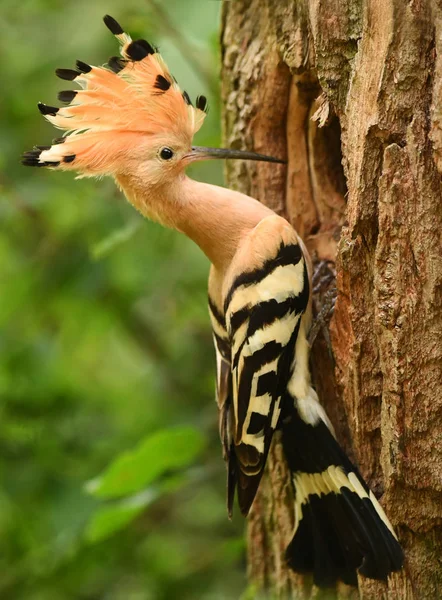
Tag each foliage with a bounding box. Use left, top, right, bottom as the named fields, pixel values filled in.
left=0, top=1, right=246, bottom=598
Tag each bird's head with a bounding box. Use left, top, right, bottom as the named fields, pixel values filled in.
left=23, top=16, right=284, bottom=195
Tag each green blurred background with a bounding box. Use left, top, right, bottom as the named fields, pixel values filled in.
left=1, top=1, right=247, bottom=598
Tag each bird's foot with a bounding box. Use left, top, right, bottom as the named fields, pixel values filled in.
left=309, top=287, right=337, bottom=348
left=309, top=260, right=337, bottom=349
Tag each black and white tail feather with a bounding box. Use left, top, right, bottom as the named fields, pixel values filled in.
left=282, top=390, right=403, bottom=586
left=208, top=215, right=403, bottom=587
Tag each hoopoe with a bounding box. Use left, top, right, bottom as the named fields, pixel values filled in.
left=23, top=15, right=403, bottom=587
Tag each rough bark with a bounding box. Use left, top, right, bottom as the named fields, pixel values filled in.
left=221, top=1, right=442, bottom=598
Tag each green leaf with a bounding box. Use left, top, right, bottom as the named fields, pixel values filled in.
left=84, top=473, right=189, bottom=544
left=90, top=220, right=141, bottom=260
left=85, top=426, right=206, bottom=499
left=84, top=490, right=157, bottom=544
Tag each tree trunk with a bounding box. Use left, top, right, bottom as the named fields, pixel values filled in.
left=220, top=1, right=442, bottom=598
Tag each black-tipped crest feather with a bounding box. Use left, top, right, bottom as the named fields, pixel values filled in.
left=22, top=149, right=59, bottom=168
left=126, top=39, right=155, bottom=61
left=108, top=56, right=126, bottom=74
left=58, top=90, right=77, bottom=103
left=196, top=95, right=208, bottom=113
left=76, top=60, right=92, bottom=73
left=182, top=91, right=192, bottom=106
left=103, top=15, right=124, bottom=35
left=154, top=74, right=171, bottom=92
left=22, top=150, right=43, bottom=167
left=38, top=103, right=59, bottom=116
left=56, top=68, right=80, bottom=81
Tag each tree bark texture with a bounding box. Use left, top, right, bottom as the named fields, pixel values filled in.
left=221, top=1, right=442, bottom=598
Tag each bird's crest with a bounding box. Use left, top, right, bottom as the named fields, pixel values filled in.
left=22, top=15, right=208, bottom=176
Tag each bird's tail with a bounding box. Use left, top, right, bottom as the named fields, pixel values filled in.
left=281, top=389, right=403, bottom=587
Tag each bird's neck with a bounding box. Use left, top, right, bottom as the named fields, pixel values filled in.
left=117, top=174, right=273, bottom=272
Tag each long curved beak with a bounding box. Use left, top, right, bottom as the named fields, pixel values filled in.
left=188, top=146, right=286, bottom=164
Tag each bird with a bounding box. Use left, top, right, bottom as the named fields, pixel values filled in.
left=23, top=15, right=404, bottom=587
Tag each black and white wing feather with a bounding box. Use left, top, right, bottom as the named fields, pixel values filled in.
left=222, top=216, right=310, bottom=515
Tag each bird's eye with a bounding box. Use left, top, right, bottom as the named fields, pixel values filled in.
left=159, top=147, right=174, bottom=160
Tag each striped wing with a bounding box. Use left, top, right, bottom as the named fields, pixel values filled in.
left=224, top=241, right=309, bottom=515
left=208, top=297, right=237, bottom=514
left=208, top=297, right=231, bottom=454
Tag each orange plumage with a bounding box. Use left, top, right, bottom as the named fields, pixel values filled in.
left=23, top=15, right=207, bottom=177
